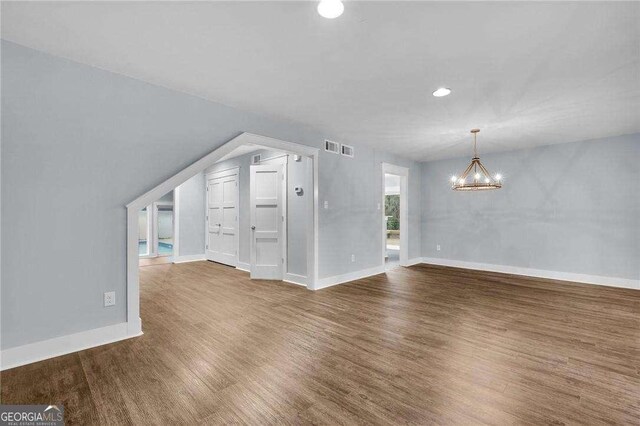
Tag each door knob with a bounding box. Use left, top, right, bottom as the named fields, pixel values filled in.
left=251, top=226, right=256, bottom=230
left=217, top=223, right=221, bottom=226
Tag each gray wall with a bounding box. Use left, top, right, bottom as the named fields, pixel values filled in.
left=1, top=41, right=423, bottom=349
left=156, top=190, right=174, bottom=239
left=421, top=134, right=640, bottom=281
left=205, top=149, right=311, bottom=277
left=317, top=147, right=423, bottom=277
left=286, top=154, right=312, bottom=277
left=157, top=191, right=173, bottom=203
left=176, top=173, right=205, bottom=257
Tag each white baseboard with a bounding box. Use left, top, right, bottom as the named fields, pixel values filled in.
left=315, top=265, right=386, bottom=290
left=420, top=257, right=640, bottom=290
left=236, top=261, right=250, bottom=272
left=127, top=316, right=142, bottom=336
left=284, top=273, right=308, bottom=287
left=172, top=254, right=206, bottom=263
left=1, top=321, right=143, bottom=371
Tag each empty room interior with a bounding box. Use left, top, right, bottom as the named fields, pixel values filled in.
left=1, top=1, right=639, bottom=424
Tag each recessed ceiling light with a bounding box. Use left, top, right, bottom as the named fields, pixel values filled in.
left=432, top=88, right=452, bottom=97
left=317, top=0, right=344, bottom=19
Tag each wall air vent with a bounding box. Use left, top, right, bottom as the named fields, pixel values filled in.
left=251, top=154, right=261, bottom=164
left=341, top=144, right=354, bottom=158
left=324, top=140, right=339, bottom=154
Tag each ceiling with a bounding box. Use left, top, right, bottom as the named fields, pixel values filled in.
left=2, top=1, right=639, bottom=161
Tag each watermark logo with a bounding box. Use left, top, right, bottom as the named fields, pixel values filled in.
left=0, top=405, right=64, bottom=426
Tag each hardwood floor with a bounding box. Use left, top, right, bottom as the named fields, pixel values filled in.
left=2, top=261, right=639, bottom=424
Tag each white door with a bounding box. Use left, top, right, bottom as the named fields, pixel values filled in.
left=250, top=164, right=283, bottom=280
left=206, top=171, right=238, bottom=266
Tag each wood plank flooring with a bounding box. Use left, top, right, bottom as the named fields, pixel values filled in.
left=2, top=261, right=639, bottom=424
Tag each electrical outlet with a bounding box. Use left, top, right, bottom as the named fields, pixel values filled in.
left=324, top=200, right=329, bottom=209
left=437, top=244, right=441, bottom=251
left=104, top=291, right=116, bottom=307
left=351, top=254, right=356, bottom=262
left=377, top=203, right=381, bottom=210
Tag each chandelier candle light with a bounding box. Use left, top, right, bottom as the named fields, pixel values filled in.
left=450, top=129, right=502, bottom=191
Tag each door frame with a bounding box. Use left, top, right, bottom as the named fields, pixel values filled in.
left=381, top=163, right=409, bottom=267
left=126, top=133, right=319, bottom=337
left=138, top=200, right=175, bottom=259
left=204, top=167, right=240, bottom=266
left=173, top=187, right=181, bottom=259
left=138, top=205, right=154, bottom=258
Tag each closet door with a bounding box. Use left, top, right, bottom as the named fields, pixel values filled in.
left=206, top=170, right=238, bottom=266
left=250, top=164, right=283, bottom=280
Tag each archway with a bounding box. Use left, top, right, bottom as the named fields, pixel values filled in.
left=125, top=133, right=320, bottom=335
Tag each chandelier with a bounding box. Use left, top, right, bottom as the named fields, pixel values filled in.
left=450, top=129, right=502, bottom=191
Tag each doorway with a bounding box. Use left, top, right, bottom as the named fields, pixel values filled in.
left=202, top=145, right=311, bottom=284
left=127, top=132, right=320, bottom=336
left=384, top=174, right=401, bottom=269
left=139, top=191, right=174, bottom=259
left=381, top=163, right=408, bottom=270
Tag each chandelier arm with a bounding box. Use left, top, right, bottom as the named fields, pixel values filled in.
left=476, top=161, right=496, bottom=182
left=459, top=161, right=475, bottom=180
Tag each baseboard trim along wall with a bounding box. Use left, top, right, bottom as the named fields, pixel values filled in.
left=315, top=265, right=386, bottom=290
left=236, top=262, right=250, bottom=272
left=284, top=273, right=308, bottom=286
left=420, top=257, right=640, bottom=290
left=172, top=254, right=206, bottom=263
left=0, top=322, right=143, bottom=371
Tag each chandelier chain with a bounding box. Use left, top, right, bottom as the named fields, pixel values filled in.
left=474, top=131, right=478, bottom=158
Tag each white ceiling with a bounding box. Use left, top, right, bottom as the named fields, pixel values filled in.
left=2, top=1, right=639, bottom=161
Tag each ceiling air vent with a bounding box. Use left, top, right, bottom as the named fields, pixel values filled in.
left=251, top=154, right=261, bottom=164
left=324, top=140, right=339, bottom=154
left=341, top=144, right=354, bottom=158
